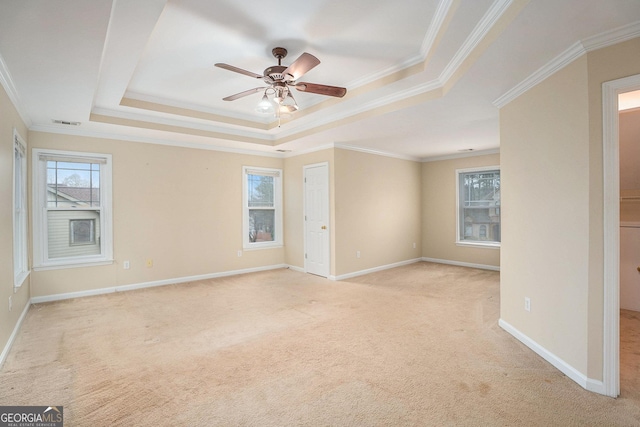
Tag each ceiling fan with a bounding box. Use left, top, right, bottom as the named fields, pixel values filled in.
left=215, top=47, right=347, bottom=115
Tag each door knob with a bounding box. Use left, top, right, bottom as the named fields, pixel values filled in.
left=321, top=225, right=327, bottom=230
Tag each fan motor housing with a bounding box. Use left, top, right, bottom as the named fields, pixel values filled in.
left=263, top=65, right=289, bottom=83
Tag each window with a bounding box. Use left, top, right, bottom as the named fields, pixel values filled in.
left=33, top=149, right=113, bottom=269
left=242, top=166, right=283, bottom=249
left=13, top=131, right=28, bottom=286
left=456, top=167, right=500, bottom=247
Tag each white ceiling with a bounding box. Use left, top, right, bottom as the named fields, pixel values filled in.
left=1, top=0, right=639, bottom=160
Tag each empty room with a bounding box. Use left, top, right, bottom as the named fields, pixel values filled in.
left=2, top=1, right=640, bottom=425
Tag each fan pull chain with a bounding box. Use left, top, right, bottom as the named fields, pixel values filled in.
left=277, top=103, right=281, bottom=127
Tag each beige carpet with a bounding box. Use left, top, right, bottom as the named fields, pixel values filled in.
left=1, top=262, right=640, bottom=426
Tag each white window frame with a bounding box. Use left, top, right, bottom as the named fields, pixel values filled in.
left=32, top=148, right=113, bottom=270
left=242, top=166, right=283, bottom=250
left=456, top=166, right=501, bottom=249
left=13, top=130, right=29, bottom=287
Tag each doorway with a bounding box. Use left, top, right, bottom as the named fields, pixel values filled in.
left=603, top=73, right=640, bottom=398
left=304, top=162, right=330, bottom=277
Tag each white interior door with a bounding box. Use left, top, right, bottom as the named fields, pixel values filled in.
left=304, top=163, right=330, bottom=277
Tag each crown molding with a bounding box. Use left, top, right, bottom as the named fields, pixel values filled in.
left=493, top=20, right=640, bottom=109
left=283, top=143, right=336, bottom=158
left=492, top=41, right=586, bottom=109
left=123, top=90, right=273, bottom=125
left=0, top=52, right=32, bottom=127
left=344, top=0, right=455, bottom=90
left=284, top=142, right=431, bottom=162
left=277, top=78, right=444, bottom=142
left=421, top=0, right=457, bottom=58
left=581, top=20, right=640, bottom=52
left=29, top=123, right=284, bottom=158
left=439, top=0, right=515, bottom=84
left=335, top=143, right=422, bottom=162
left=421, top=148, right=500, bottom=162
left=91, top=106, right=276, bottom=141
left=283, top=142, right=423, bottom=162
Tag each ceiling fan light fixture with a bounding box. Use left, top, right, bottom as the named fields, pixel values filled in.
left=255, top=93, right=274, bottom=114
left=279, top=91, right=298, bottom=113
left=273, top=85, right=287, bottom=104
left=278, top=104, right=298, bottom=114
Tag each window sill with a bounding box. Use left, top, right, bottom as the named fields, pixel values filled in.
left=243, top=244, right=283, bottom=251
left=33, top=259, right=114, bottom=272
left=456, top=241, right=501, bottom=249
left=14, top=270, right=30, bottom=288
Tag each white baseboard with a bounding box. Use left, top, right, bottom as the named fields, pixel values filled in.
left=332, top=258, right=422, bottom=281
left=5, top=264, right=293, bottom=366
left=287, top=265, right=305, bottom=274
left=0, top=299, right=31, bottom=369
left=586, top=377, right=606, bottom=395
left=498, top=318, right=606, bottom=396
left=31, top=264, right=289, bottom=304
left=422, top=257, right=500, bottom=271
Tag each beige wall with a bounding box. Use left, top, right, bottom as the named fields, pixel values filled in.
left=585, top=37, right=640, bottom=379
left=619, top=109, right=640, bottom=191
left=0, top=83, right=31, bottom=357
left=619, top=109, right=640, bottom=222
left=25, top=132, right=475, bottom=297
left=334, top=148, right=422, bottom=276
left=500, top=36, right=640, bottom=383
left=422, top=154, right=500, bottom=268
left=29, top=132, right=285, bottom=297
left=285, top=147, right=496, bottom=278
left=501, top=56, right=591, bottom=374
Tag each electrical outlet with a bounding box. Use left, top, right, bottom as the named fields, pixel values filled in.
left=146, top=259, right=153, bottom=268
left=356, top=251, right=361, bottom=258
left=8, top=296, right=12, bottom=312
left=524, top=297, right=531, bottom=312
left=237, top=250, right=242, bottom=257
left=123, top=260, right=130, bottom=270
left=413, top=242, right=416, bottom=249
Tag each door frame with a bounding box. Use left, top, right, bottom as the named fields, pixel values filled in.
left=303, top=162, right=331, bottom=277
left=602, top=73, right=640, bottom=398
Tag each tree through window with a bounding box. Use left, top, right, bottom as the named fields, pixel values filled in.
left=243, top=167, right=282, bottom=249
left=457, top=167, right=500, bottom=246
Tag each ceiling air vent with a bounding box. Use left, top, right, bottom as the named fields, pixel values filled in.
left=52, top=119, right=81, bottom=126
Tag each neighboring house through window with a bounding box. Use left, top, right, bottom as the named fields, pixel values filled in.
left=13, top=130, right=28, bottom=286
left=456, top=166, right=500, bottom=247
left=242, top=166, right=283, bottom=249
left=32, top=149, right=113, bottom=269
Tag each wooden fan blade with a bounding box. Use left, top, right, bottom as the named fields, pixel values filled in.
left=215, top=63, right=263, bottom=79
left=223, top=87, right=265, bottom=101
left=283, top=53, right=320, bottom=80
left=294, top=82, right=347, bottom=98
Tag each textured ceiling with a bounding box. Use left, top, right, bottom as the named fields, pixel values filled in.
left=0, top=0, right=639, bottom=159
